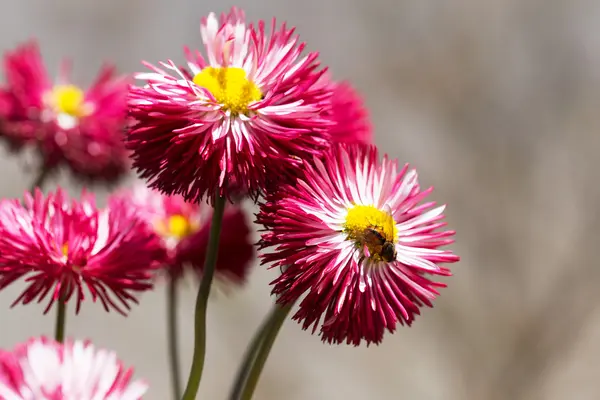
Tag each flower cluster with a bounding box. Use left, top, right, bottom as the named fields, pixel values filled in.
left=0, top=5, right=460, bottom=399
left=123, top=7, right=458, bottom=346
left=0, top=41, right=130, bottom=185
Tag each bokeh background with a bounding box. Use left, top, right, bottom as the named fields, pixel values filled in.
left=1, top=0, right=600, bottom=399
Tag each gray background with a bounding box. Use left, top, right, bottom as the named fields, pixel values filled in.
left=1, top=0, right=600, bottom=399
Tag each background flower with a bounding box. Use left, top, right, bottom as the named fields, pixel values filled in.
left=0, top=40, right=131, bottom=185
left=127, top=7, right=333, bottom=204
left=264, top=78, right=373, bottom=193
left=326, top=80, right=373, bottom=145
left=0, top=337, right=147, bottom=399
left=116, top=183, right=255, bottom=285
left=0, top=188, right=164, bottom=314
left=258, top=144, right=459, bottom=345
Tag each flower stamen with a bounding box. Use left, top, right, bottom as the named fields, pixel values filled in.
left=47, top=84, right=91, bottom=118
left=167, top=215, right=193, bottom=239
left=61, top=243, right=69, bottom=257
left=155, top=214, right=198, bottom=240
left=193, top=67, right=262, bottom=115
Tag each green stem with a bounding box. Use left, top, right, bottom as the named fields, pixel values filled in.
left=54, top=299, right=67, bottom=343
left=238, top=303, right=292, bottom=400
left=167, top=278, right=182, bottom=400
left=30, top=167, right=50, bottom=193
left=181, top=195, right=226, bottom=400
left=228, top=308, right=273, bottom=399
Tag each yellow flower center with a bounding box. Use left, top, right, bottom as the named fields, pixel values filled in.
left=48, top=84, right=90, bottom=117
left=167, top=215, right=194, bottom=239
left=155, top=214, right=197, bottom=240
left=193, top=67, right=262, bottom=115
left=344, top=205, right=398, bottom=262
left=61, top=243, right=69, bottom=257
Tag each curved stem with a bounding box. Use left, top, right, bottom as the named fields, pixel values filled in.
left=238, top=303, right=292, bottom=400
left=30, top=167, right=50, bottom=193
left=228, top=309, right=273, bottom=399
left=181, top=195, right=226, bottom=400
left=54, top=299, right=67, bottom=343
left=167, top=278, right=182, bottom=400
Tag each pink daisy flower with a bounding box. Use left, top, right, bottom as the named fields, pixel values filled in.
left=0, top=337, right=147, bottom=399
left=0, top=40, right=131, bottom=184
left=115, top=183, right=254, bottom=285
left=258, top=144, right=459, bottom=345
left=326, top=80, right=372, bottom=145
left=127, top=7, right=333, bottom=204
left=0, top=188, right=165, bottom=315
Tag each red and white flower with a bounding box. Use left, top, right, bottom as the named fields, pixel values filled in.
left=0, top=188, right=165, bottom=314
left=258, top=144, right=459, bottom=345
left=127, top=7, right=333, bottom=204
left=0, top=337, right=147, bottom=399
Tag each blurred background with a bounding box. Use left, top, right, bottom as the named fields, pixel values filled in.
left=1, top=0, right=600, bottom=399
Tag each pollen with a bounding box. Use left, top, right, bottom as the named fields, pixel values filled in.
left=48, top=84, right=90, bottom=117
left=344, top=205, right=397, bottom=242
left=193, top=67, right=262, bottom=115
left=61, top=243, right=69, bottom=257
left=166, top=215, right=194, bottom=240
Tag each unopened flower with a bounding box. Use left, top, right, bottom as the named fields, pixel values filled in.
left=127, top=7, right=332, bottom=204
left=0, top=40, right=131, bottom=184
left=326, top=80, right=372, bottom=145
left=0, top=337, right=147, bottom=399
left=258, top=144, right=459, bottom=345
left=0, top=188, right=164, bottom=314
left=115, top=183, right=254, bottom=285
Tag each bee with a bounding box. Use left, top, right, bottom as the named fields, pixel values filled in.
left=354, top=206, right=397, bottom=263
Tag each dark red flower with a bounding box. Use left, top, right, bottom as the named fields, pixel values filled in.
left=115, top=183, right=255, bottom=286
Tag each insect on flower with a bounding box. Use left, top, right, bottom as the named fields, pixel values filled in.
left=258, top=143, right=460, bottom=345
left=349, top=205, right=398, bottom=263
